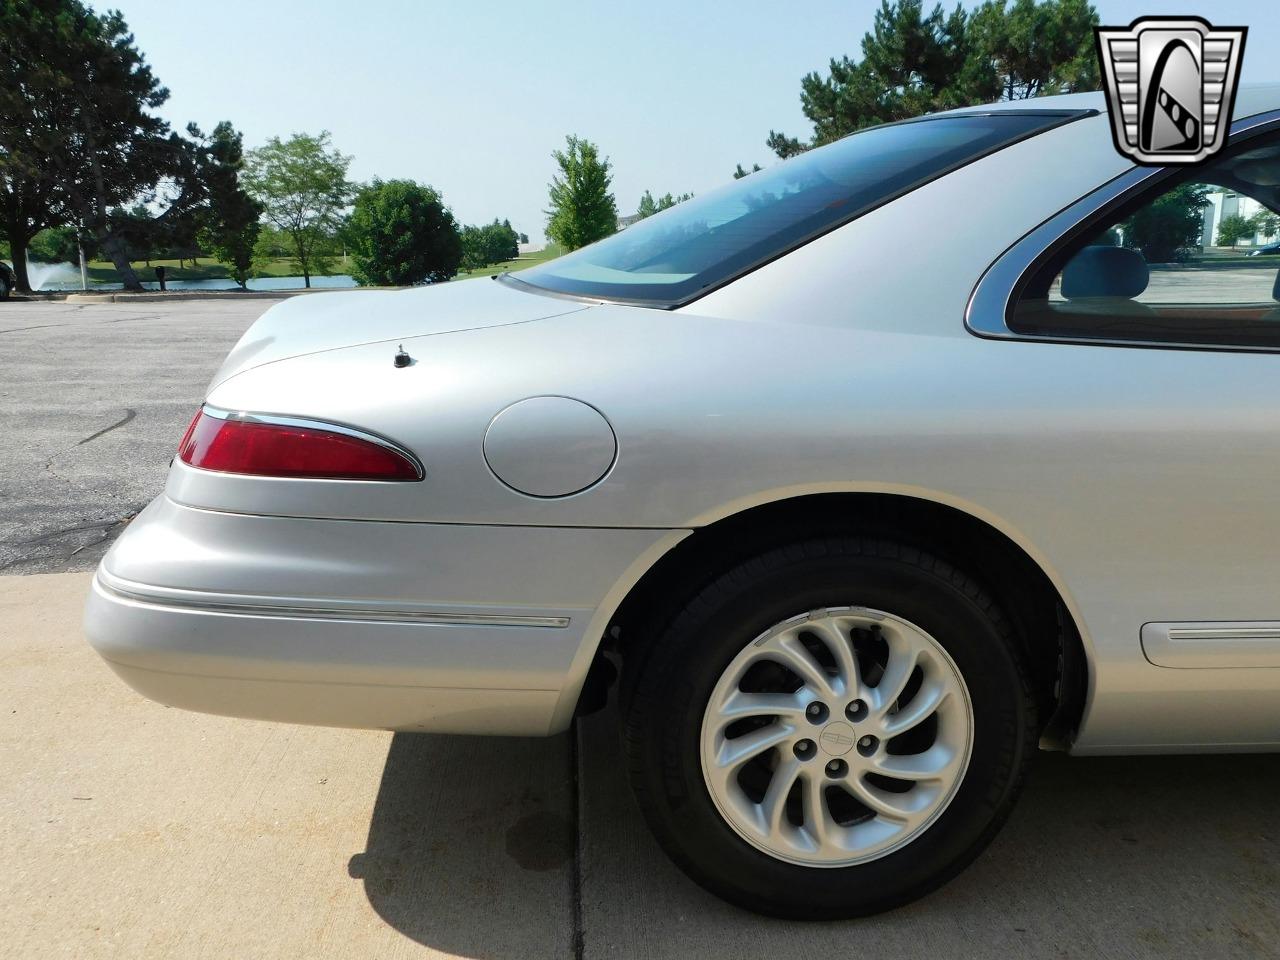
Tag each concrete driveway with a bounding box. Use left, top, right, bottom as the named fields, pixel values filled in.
left=2, top=298, right=1278, bottom=958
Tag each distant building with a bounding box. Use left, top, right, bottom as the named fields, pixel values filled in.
left=616, top=213, right=642, bottom=231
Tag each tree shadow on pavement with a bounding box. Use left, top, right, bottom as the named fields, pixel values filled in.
left=349, top=732, right=576, bottom=960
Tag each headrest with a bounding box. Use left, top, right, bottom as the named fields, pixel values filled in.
left=1061, top=246, right=1149, bottom=300
left=1273, top=267, right=1280, bottom=303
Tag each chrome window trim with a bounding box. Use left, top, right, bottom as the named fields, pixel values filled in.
left=200, top=403, right=425, bottom=480
left=96, top=570, right=571, bottom=629
left=966, top=108, right=1280, bottom=353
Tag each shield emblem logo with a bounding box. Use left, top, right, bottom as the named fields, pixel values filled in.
left=1095, top=17, right=1247, bottom=165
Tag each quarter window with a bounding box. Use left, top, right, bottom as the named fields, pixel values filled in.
left=1011, top=136, right=1280, bottom=348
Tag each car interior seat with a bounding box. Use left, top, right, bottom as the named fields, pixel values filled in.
left=1267, top=268, right=1280, bottom=321
left=1058, top=245, right=1155, bottom=316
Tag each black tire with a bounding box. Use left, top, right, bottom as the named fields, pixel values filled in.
left=0, top=278, right=9, bottom=301
left=623, top=537, right=1036, bottom=918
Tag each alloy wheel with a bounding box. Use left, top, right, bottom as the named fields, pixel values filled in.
left=699, top=607, right=974, bottom=867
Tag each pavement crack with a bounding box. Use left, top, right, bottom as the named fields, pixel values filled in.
left=43, top=455, right=70, bottom=485
left=0, top=510, right=137, bottom=571
left=0, top=323, right=64, bottom=335
left=8, top=514, right=132, bottom=548
left=77, top=407, right=136, bottom=445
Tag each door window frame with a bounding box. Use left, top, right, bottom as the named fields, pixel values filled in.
left=966, top=108, right=1280, bottom=354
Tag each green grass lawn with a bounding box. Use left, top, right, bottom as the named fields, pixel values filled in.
left=450, top=244, right=564, bottom=282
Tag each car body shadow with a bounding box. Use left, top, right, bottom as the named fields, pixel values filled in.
left=576, top=707, right=1280, bottom=959
left=349, top=732, right=575, bottom=960
left=355, top=716, right=1280, bottom=959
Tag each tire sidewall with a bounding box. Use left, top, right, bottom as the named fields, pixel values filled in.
left=630, top=543, right=1032, bottom=917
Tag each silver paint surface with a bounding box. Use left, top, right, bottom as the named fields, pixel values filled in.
left=86, top=85, right=1280, bottom=750
left=483, top=396, right=617, bottom=497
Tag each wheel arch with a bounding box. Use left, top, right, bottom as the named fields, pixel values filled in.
left=583, top=491, right=1091, bottom=750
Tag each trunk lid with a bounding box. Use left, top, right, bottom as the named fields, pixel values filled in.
left=209, top=277, right=590, bottom=390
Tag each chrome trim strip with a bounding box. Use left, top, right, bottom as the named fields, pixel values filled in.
left=1141, top=620, right=1280, bottom=669
left=1167, top=627, right=1280, bottom=641
left=95, top=571, right=571, bottom=629
left=200, top=404, right=425, bottom=479
left=966, top=108, right=1280, bottom=352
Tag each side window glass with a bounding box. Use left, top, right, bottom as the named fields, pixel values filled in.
left=1011, top=137, right=1280, bottom=348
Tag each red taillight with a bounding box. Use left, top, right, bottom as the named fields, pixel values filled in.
left=177, top=409, right=421, bottom=481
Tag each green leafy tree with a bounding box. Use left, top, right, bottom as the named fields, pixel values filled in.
left=1215, top=214, right=1254, bottom=248
left=244, top=131, right=353, bottom=287
left=197, top=122, right=262, bottom=288
left=347, top=179, right=462, bottom=286
left=733, top=163, right=763, bottom=179
left=28, top=225, right=95, bottom=263
left=0, top=0, right=71, bottom=290
left=459, top=224, right=486, bottom=272
left=636, top=190, right=692, bottom=220
left=311, top=219, right=346, bottom=272
left=1121, top=184, right=1208, bottom=263
left=253, top=223, right=292, bottom=259
left=488, top=219, right=519, bottom=262
left=768, top=0, right=1097, bottom=157
left=459, top=219, right=520, bottom=272
left=1250, top=212, right=1278, bottom=240
left=545, top=135, right=617, bottom=251
left=0, top=0, right=206, bottom=290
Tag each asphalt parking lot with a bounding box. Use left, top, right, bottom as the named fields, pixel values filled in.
left=3, top=297, right=1279, bottom=958
left=0, top=297, right=278, bottom=574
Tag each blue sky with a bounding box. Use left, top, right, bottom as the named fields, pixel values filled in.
left=109, top=0, right=1278, bottom=243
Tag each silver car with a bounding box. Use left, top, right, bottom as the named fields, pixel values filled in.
left=85, top=85, right=1280, bottom=918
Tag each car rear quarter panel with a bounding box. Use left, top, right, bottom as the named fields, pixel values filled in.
left=171, top=109, right=1280, bottom=751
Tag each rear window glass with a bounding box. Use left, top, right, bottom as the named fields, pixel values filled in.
left=512, top=111, right=1081, bottom=307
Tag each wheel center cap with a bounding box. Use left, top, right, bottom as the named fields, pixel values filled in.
left=818, top=720, right=856, bottom=756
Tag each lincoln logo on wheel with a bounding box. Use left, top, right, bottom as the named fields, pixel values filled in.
left=820, top=729, right=853, bottom=749
left=1095, top=16, right=1247, bottom=165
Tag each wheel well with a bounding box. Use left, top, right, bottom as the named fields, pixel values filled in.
left=597, top=493, right=1087, bottom=749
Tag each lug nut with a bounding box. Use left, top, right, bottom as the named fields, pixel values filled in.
left=857, top=735, right=879, bottom=757
left=825, top=759, right=847, bottom=778
left=805, top=702, right=829, bottom=724
left=794, top=739, right=816, bottom=760
left=845, top=699, right=866, bottom=721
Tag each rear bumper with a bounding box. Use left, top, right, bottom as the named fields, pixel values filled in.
left=84, top=497, right=684, bottom=734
